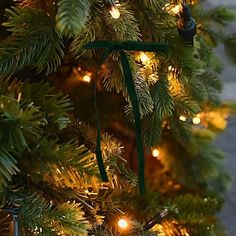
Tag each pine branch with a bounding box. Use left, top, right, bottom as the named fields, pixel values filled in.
left=143, top=115, right=163, bottom=147
left=56, top=0, right=92, bottom=37
left=27, top=139, right=99, bottom=179
left=103, top=2, right=140, bottom=41
left=102, top=52, right=124, bottom=93
left=224, top=34, right=236, bottom=64
left=14, top=189, right=90, bottom=235
left=170, top=194, right=219, bottom=222
left=70, top=22, right=96, bottom=58
left=199, top=26, right=223, bottom=47
left=125, top=72, right=154, bottom=119
left=173, top=95, right=201, bottom=117
left=0, top=7, right=63, bottom=77
left=168, top=117, right=193, bottom=145
left=0, top=149, right=19, bottom=190
left=22, top=82, right=71, bottom=130
left=151, top=74, right=175, bottom=120
left=197, top=71, right=223, bottom=93
left=184, top=77, right=209, bottom=103
left=103, top=53, right=154, bottom=118
left=194, top=6, right=236, bottom=26
left=0, top=93, right=43, bottom=152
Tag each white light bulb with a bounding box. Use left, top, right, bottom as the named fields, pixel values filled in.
left=179, top=115, right=187, bottom=122
left=110, top=6, right=120, bottom=19
left=140, top=52, right=149, bottom=63
left=192, top=116, right=201, bottom=125
left=118, top=219, right=128, bottom=229
left=164, top=3, right=181, bottom=15
left=152, top=148, right=160, bottom=158
left=83, top=75, right=91, bottom=83
left=170, top=4, right=181, bottom=15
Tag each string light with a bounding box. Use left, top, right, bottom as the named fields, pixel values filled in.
left=118, top=218, right=128, bottom=229
left=140, top=52, right=149, bottom=64
left=152, top=148, right=160, bottom=158
left=179, top=115, right=187, bottom=122
left=83, top=75, right=91, bottom=83
left=164, top=3, right=181, bottom=15
left=110, top=6, right=120, bottom=19
left=84, top=189, right=90, bottom=194
left=192, top=116, right=201, bottom=125
left=168, top=65, right=173, bottom=71
left=143, top=209, right=168, bottom=231
left=83, top=73, right=92, bottom=83
left=108, top=0, right=120, bottom=19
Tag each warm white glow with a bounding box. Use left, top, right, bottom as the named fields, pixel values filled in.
left=164, top=3, right=181, bottom=15
left=118, top=219, right=128, bottom=229
left=17, top=92, right=22, bottom=102
left=83, top=75, right=91, bottom=83
left=192, top=116, right=201, bottom=125
left=110, top=6, right=120, bottom=19
left=152, top=148, right=160, bottom=158
left=170, top=4, right=181, bottom=14
left=140, top=52, right=149, bottom=63
left=179, top=115, right=187, bottom=122
left=168, top=65, right=172, bottom=71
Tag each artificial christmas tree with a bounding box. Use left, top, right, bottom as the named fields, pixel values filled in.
left=0, top=0, right=236, bottom=235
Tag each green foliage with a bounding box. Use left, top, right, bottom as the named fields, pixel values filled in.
left=173, top=95, right=201, bottom=117
left=170, top=194, right=219, bottom=223
left=70, top=22, right=96, bottom=58
left=56, top=0, right=91, bottom=37
left=143, top=115, right=162, bottom=147
left=0, top=93, right=43, bottom=152
left=125, top=72, right=154, bottom=119
left=0, top=0, right=235, bottom=235
left=198, top=71, right=223, bottom=94
left=103, top=2, right=140, bottom=41
left=22, top=82, right=71, bottom=130
left=224, top=34, right=236, bottom=64
left=168, top=117, right=193, bottom=145
left=16, top=188, right=90, bottom=235
left=0, top=7, right=63, bottom=77
left=151, top=74, right=175, bottom=120
left=0, top=150, right=19, bottom=189
left=203, top=7, right=236, bottom=25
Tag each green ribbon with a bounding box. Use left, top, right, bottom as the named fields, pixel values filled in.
left=84, top=41, right=168, bottom=194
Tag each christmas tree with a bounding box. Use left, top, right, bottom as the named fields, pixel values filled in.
left=0, top=0, right=236, bottom=235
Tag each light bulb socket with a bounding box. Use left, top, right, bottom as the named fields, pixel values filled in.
left=143, top=209, right=168, bottom=231
left=105, top=0, right=119, bottom=8
left=177, top=4, right=196, bottom=46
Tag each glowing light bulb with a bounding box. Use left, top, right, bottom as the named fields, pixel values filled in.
left=168, top=65, right=172, bottom=71
left=179, top=115, right=187, bottom=122
left=83, top=75, right=91, bottom=83
left=118, top=219, right=128, bottom=229
left=170, top=4, right=181, bottom=15
left=164, top=3, right=181, bottom=15
left=152, top=148, right=160, bottom=158
left=192, top=116, right=201, bottom=125
left=110, top=6, right=120, bottom=19
left=140, top=52, right=149, bottom=63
